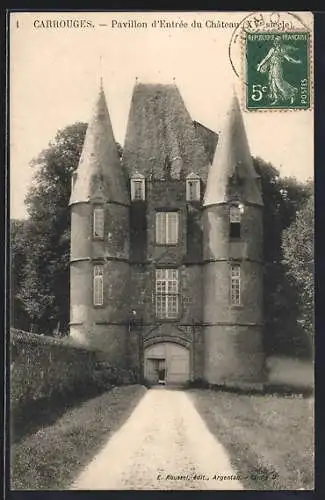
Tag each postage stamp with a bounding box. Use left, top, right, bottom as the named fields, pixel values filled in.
left=245, top=32, right=310, bottom=110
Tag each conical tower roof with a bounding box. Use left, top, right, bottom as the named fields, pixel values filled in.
left=203, top=92, right=262, bottom=206
left=69, top=83, right=129, bottom=206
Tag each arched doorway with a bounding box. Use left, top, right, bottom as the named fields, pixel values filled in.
left=144, top=342, right=190, bottom=386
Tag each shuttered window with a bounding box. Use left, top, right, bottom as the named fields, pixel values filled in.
left=156, top=212, right=179, bottom=244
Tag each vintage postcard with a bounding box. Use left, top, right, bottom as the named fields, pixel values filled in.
left=9, top=11, right=314, bottom=491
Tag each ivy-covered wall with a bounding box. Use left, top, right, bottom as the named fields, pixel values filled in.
left=10, top=329, right=136, bottom=416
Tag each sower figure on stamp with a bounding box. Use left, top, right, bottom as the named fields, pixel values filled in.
left=256, top=35, right=302, bottom=105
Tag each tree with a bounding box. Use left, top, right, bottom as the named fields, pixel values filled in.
left=17, top=123, right=88, bottom=334
left=17, top=123, right=123, bottom=335
left=253, top=157, right=313, bottom=358
left=282, top=192, right=314, bottom=348
left=10, top=219, right=30, bottom=330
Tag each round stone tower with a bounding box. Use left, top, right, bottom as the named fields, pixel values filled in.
left=202, top=92, right=264, bottom=386
left=69, top=82, right=130, bottom=365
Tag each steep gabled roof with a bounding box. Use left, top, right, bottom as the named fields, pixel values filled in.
left=193, top=121, right=219, bottom=165
left=203, top=92, right=263, bottom=206
left=123, top=83, right=211, bottom=181
left=69, top=84, right=129, bottom=206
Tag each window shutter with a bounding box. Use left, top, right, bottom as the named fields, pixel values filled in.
left=155, top=212, right=179, bottom=244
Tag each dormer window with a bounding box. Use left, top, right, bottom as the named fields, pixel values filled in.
left=229, top=204, right=242, bottom=239
left=186, top=173, right=201, bottom=202
left=131, top=172, right=145, bottom=201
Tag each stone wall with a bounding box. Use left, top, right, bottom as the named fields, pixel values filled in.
left=70, top=200, right=130, bottom=356
left=202, top=203, right=264, bottom=384
left=69, top=176, right=265, bottom=385
left=204, top=325, right=264, bottom=384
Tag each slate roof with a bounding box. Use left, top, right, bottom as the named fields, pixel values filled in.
left=69, top=84, right=129, bottom=206
left=122, top=83, right=212, bottom=181
left=193, top=121, right=218, bottom=165
left=70, top=83, right=261, bottom=208
left=203, top=92, right=263, bottom=207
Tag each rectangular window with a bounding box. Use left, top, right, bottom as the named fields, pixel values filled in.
left=93, top=207, right=104, bottom=239
left=186, top=179, right=200, bottom=201
left=230, top=264, right=241, bottom=305
left=230, top=205, right=241, bottom=238
left=133, top=181, right=144, bottom=200
left=131, top=179, right=145, bottom=201
left=155, top=269, right=179, bottom=319
left=155, top=212, right=179, bottom=245
left=93, top=265, right=104, bottom=306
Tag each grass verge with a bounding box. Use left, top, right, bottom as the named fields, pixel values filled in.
left=11, top=385, right=146, bottom=490
left=11, top=387, right=107, bottom=444
left=189, top=389, right=314, bottom=490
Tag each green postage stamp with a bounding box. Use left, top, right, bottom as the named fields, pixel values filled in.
left=245, top=32, right=310, bottom=110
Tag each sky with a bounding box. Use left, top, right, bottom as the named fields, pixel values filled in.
left=10, top=11, right=314, bottom=219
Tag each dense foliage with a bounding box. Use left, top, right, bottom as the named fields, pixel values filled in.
left=10, top=220, right=30, bottom=330
left=282, top=193, right=314, bottom=349
left=10, top=328, right=137, bottom=444
left=11, top=124, right=314, bottom=357
left=15, top=123, right=88, bottom=334
left=253, top=158, right=313, bottom=358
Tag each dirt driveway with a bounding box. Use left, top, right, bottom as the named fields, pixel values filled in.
left=71, top=387, right=243, bottom=490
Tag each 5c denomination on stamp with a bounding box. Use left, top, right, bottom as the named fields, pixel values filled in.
left=245, top=32, right=310, bottom=110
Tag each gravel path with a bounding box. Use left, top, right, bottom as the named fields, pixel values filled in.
left=70, top=388, right=243, bottom=490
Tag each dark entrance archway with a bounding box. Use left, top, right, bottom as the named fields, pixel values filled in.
left=144, top=342, right=190, bottom=385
